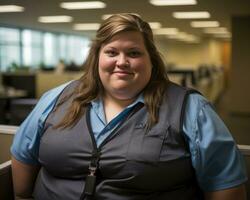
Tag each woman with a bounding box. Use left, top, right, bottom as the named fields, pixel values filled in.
left=11, top=13, right=247, bottom=200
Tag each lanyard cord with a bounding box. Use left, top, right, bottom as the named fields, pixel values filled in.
left=80, top=102, right=144, bottom=200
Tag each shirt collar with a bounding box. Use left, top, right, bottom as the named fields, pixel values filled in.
left=127, top=93, right=144, bottom=108
left=91, top=93, right=144, bottom=110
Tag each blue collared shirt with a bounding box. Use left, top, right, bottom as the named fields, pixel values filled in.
left=90, top=95, right=144, bottom=147
left=11, top=82, right=247, bottom=192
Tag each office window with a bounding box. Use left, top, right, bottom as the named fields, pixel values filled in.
left=58, top=34, right=68, bottom=62
left=0, top=27, right=20, bottom=71
left=67, top=36, right=90, bottom=65
left=0, top=45, right=21, bottom=71
left=0, top=26, right=90, bottom=71
left=43, top=32, right=58, bottom=67
left=79, top=37, right=90, bottom=64
left=22, top=29, right=43, bottom=68
left=0, top=27, right=19, bottom=43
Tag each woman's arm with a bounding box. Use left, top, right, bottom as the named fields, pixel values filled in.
left=204, top=185, right=247, bottom=200
left=11, top=157, right=40, bottom=199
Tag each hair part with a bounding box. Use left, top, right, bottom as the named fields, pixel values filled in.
left=55, top=13, right=168, bottom=129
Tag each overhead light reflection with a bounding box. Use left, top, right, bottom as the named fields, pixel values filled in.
left=73, top=23, right=100, bottom=30
left=0, top=5, right=24, bottom=12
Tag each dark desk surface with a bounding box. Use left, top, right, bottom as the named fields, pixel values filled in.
left=0, top=88, right=27, bottom=99
left=0, top=87, right=28, bottom=124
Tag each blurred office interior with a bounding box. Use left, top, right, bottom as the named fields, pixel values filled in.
left=0, top=0, right=250, bottom=199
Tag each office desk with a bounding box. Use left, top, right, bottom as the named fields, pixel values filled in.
left=0, top=88, right=27, bottom=124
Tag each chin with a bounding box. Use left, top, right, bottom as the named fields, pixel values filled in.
left=111, top=88, right=140, bottom=100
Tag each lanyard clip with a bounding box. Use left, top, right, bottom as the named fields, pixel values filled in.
left=82, top=150, right=101, bottom=197
left=88, top=165, right=97, bottom=176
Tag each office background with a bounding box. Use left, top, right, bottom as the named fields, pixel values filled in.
left=0, top=0, right=250, bottom=199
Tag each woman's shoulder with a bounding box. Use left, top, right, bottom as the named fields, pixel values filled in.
left=164, top=81, right=208, bottom=110
left=165, top=81, right=201, bottom=98
left=186, top=92, right=209, bottom=106
left=184, top=92, right=211, bottom=120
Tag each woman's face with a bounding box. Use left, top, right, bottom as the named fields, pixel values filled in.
left=98, top=31, right=152, bottom=101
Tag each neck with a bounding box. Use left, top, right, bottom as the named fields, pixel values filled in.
left=102, top=93, right=137, bottom=123
left=103, top=92, right=136, bottom=109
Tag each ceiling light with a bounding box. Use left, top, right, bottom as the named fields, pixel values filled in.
left=214, top=33, right=232, bottom=38
left=180, top=35, right=200, bottom=43
left=102, top=13, right=141, bottom=20
left=173, top=11, right=210, bottom=19
left=0, top=5, right=24, bottom=12
left=153, top=28, right=178, bottom=35
left=102, top=14, right=113, bottom=20
left=167, top=32, right=200, bottom=43
left=73, top=23, right=100, bottom=30
left=204, top=27, right=229, bottom=34
left=191, top=21, right=220, bottom=28
left=60, top=1, right=106, bottom=9
left=38, top=16, right=73, bottom=23
left=149, top=22, right=162, bottom=29
left=150, top=0, right=196, bottom=6
left=168, top=32, right=188, bottom=39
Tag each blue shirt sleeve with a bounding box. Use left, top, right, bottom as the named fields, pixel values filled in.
left=10, top=81, right=72, bottom=165
left=183, top=93, right=248, bottom=191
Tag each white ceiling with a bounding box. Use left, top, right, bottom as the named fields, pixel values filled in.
left=0, top=0, right=250, bottom=41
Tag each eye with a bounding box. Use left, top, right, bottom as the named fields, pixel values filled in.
left=128, top=50, right=142, bottom=58
left=104, top=50, right=117, bottom=57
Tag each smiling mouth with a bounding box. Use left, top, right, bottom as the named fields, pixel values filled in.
left=113, top=71, right=133, bottom=75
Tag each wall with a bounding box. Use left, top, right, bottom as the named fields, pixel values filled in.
left=0, top=134, right=14, bottom=163
left=228, top=16, right=250, bottom=113
left=221, top=41, right=231, bottom=87
left=36, top=71, right=82, bottom=98
left=155, top=37, right=223, bottom=69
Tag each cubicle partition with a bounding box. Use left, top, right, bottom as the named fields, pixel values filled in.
left=2, top=73, right=36, bottom=98
left=1, top=71, right=81, bottom=125
left=0, top=125, right=16, bottom=163
left=167, top=66, right=224, bottom=103
left=0, top=125, right=17, bottom=200
left=0, top=161, right=13, bottom=200
left=239, top=145, right=250, bottom=198
left=2, top=71, right=81, bottom=99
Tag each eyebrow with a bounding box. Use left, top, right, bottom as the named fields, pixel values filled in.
left=103, top=46, right=143, bottom=50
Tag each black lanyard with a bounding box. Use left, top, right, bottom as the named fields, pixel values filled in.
left=80, top=103, right=144, bottom=200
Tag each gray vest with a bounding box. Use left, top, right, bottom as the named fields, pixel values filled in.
left=33, top=81, right=202, bottom=200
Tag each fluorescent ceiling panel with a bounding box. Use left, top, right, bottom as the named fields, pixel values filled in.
left=149, top=22, right=162, bottom=29
left=60, top=1, right=106, bottom=9
left=102, top=14, right=113, bottom=20
left=102, top=13, right=141, bottom=20
left=191, top=21, right=220, bottom=28
left=150, top=0, right=196, bottom=6
left=38, top=16, right=73, bottom=23
left=180, top=35, right=200, bottom=43
left=73, top=23, right=100, bottom=30
left=173, top=11, right=210, bottom=19
left=153, top=28, right=178, bottom=35
left=214, top=33, right=232, bottom=38
left=168, top=32, right=188, bottom=39
left=167, top=32, right=200, bottom=43
left=0, top=5, right=24, bottom=12
left=204, top=27, right=229, bottom=34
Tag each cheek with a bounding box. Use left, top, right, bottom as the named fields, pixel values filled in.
left=99, top=55, right=115, bottom=71
left=98, top=56, right=106, bottom=71
left=136, top=61, right=152, bottom=83
left=132, top=59, right=152, bottom=74
left=98, top=56, right=114, bottom=84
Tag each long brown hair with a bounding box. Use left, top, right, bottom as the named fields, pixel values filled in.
left=56, top=13, right=168, bottom=129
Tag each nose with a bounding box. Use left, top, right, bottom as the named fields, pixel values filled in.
left=116, top=54, right=129, bottom=67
